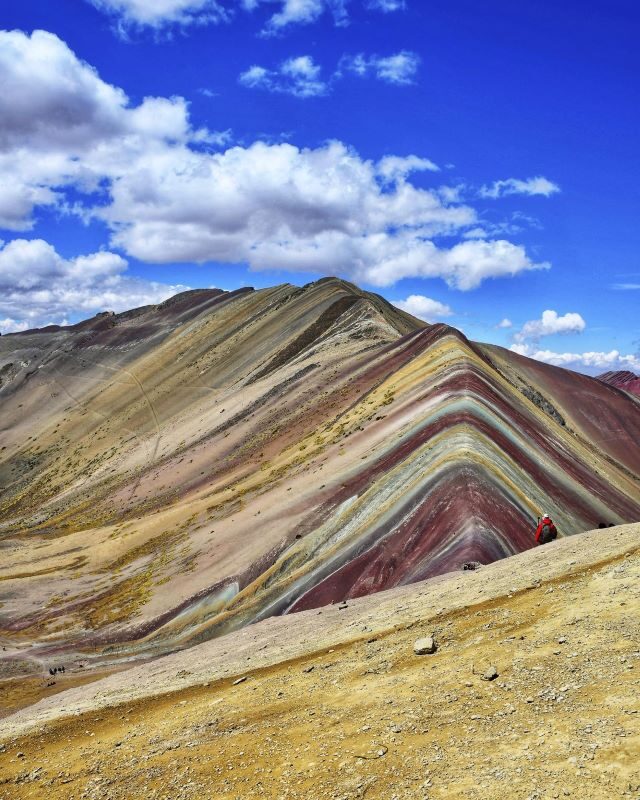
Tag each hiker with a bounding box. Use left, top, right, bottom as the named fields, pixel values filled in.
left=535, top=513, right=557, bottom=545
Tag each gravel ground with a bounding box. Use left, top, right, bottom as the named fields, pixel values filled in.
left=1, top=523, right=639, bottom=800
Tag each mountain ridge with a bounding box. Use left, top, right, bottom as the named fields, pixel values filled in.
left=597, top=369, right=640, bottom=397
left=1, top=278, right=639, bottom=673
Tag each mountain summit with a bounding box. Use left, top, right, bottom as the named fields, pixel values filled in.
left=1, top=279, right=639, bottom=669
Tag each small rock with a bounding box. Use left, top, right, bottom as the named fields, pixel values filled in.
left=232, top=676, right=247, bottom=686
left=481, top=666, right=499, bottom=681
left=413, top=636, right=437, bottom=655
left=302, top=665, right=315, bottom=674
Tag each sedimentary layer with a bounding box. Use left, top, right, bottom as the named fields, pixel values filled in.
left=597, top=370, right=640, bottom=398
left=1, top=278, right=639, bottom=672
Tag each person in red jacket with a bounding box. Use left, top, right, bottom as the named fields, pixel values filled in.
left=535, top=513, right=558, bottom=545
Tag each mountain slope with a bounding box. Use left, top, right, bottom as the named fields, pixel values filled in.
left=1, top=278, right=639, bottom=672
left=597, top=369, right=640, bottom=398
left=1, top=523, right=639, bottom=800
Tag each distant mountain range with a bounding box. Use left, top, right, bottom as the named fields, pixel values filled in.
left=1, top=278, right=640, bottom=671
left=597, top=369, right=640, bottom=397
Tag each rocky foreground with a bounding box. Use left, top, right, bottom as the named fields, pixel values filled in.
left=1, top=523, right=639, bottom=799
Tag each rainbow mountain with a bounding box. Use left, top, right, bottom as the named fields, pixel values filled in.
left=1, top=278, right=639, bottom=670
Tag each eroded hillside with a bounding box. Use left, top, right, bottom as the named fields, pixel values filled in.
left=1, top=278, right=640, bottom=673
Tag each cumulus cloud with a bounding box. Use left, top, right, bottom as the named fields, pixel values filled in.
left=0, top=29, right=215, bottom=231
left=0, top=30, right=551, bottom=295
left=245, top=0, right=403, bottom=34
left=377, top=155, right=439, bottom=181
left=86, top=0, right=230, bottom=29
left=242, top=0, right=348, bottom=34
left=239, top=56, right=327, bottom=97
left=98, top=138, right=547, bottom=288
left=509, top=344, right=640, bottom=374
left=514, top=309, right=586, bottom=343
left=246, top=231, right=547, bottom=289
left=497, top=318, right=512, bottom=328
left=341, top=50, right=420, bottom=84
left=393, top=295, right=453, bottom=322
left=241, top=50, right=420, bottom=97
left=0, top=239, right=188, bottom=331
left=86, top=0, right=405, bottom=32
left=480, top=177, right=560, bottom=199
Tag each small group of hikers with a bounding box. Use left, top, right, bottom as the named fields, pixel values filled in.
left=534, top=514, right=615, bottom=545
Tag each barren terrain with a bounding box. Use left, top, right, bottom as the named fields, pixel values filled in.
left=2, top=280, right=639, bottom=670
left=1, top=524, right=638, bottom=799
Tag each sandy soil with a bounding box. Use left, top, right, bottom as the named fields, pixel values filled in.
left=1, top=524, right=639, bottom=799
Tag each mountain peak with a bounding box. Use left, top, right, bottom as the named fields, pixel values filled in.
left=0, top=279, right=639, bottom=668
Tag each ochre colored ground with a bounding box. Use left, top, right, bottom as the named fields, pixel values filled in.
left=1, top=528, right=639, bottom=800
left=0, top=666, right=126, bottom=721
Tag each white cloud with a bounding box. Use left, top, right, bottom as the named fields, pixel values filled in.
left=509, top=344, right=640, bottom=374
left=87, top=0, right=230, bottom=29
left=374, top=51, right=420, bottom=84
left=377, top=155, right=439, bottom=182
left=245, top=0, right=348, bottom=34
left=99, top=138, right=547, bottom=288
left=497, top=318, right=512, bottom=328
left=86, top=0, right=403, bottom=33
left=612, top=283, right=640, bottom=290
left=246, top=231, right=547, bottom=289
left=0, top=184, right=60, bottom=232
left=0, top=317, right=29, bottom=334
left=0, top=29, right=214, bottom=231
left=364, top=0, right=405, bottom=10
left=0, top=30, right=551, bottom=295
left=462, top=212, right=542, bottom=240
left=239, top=55, right=327, bottom=97
left=514, top=309, right=586, bottom=343
left=393, top=295, right=453, bottom=321
left=463, top=227, right=488, bottom=239
left=341, top=51, right=420, bottom=84
left=241, top=50, right=420, bottom=97
left=0, top=239, right=188, bottom=330
left=480, top=176, right=560, bottom=199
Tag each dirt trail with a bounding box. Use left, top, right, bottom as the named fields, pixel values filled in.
left=1, top=525, right=639, bottom=799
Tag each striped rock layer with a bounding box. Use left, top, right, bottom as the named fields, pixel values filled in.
left=597, top=370, right=640, bottom=398
left=1, top=278, right=639, bottom=669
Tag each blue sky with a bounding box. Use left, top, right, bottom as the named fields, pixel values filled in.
left=1, top=0, right=639, bottom=373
